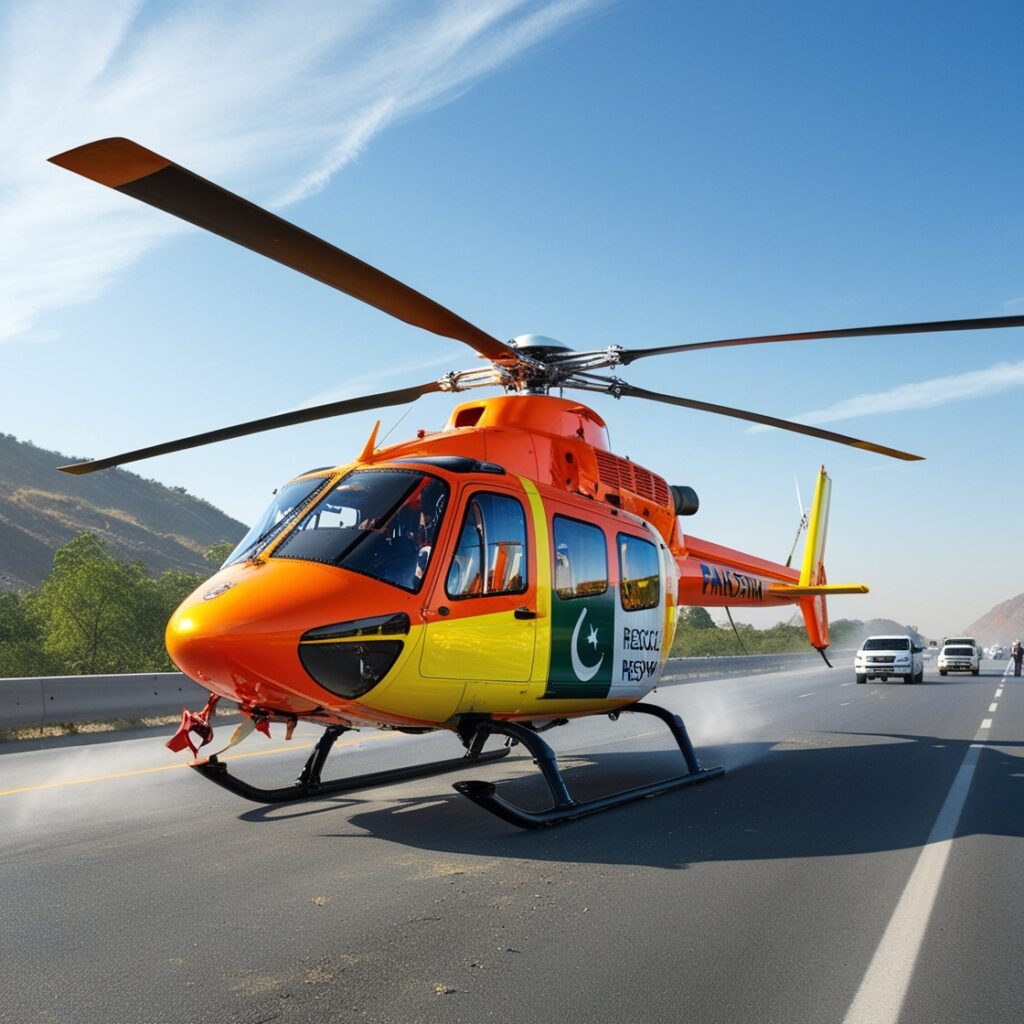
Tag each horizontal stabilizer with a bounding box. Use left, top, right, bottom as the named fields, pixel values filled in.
left=769, top=583, right=869, bottom=597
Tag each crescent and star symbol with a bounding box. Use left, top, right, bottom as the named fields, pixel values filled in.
left=570, top=607, right=604, bottom=682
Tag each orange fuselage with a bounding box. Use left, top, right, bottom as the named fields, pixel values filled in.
left=167, top=394, right=827, bottom=731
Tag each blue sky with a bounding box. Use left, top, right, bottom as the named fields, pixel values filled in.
left=2, top=0, right=1022, bottom=638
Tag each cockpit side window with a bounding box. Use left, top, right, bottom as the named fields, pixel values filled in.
left=445, top=492, right=527, bottom=599
left=271, top=469, right=448, bottom=593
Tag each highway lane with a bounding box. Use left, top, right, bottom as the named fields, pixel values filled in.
left=1, top=658, right=1020, bottom=1024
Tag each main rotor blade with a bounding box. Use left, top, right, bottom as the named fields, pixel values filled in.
left=573, top=379, right=923, bottom=461
left=58, top=380, right=447, bottom=475
left=618, top=314, right=1024, bottom=364
left=50, top=138, right=518, bottom=364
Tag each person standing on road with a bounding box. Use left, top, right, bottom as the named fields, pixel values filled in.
left=1012, top=640, right=1023, bottom=677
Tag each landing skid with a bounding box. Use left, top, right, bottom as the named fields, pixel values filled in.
left=191, top=725, right=509, bottom=804
left=453, top=702, right=725, bottom=829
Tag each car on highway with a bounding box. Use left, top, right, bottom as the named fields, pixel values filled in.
left=854, top=635, right=925, bottom=685
left=938, top=644, right=980, bottom=676
left=944, top=636, right=982, bottom=661
left=987, top=644, right=1007, bottom=660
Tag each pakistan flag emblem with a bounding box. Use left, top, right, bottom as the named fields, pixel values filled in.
left=545, top=590, right=614, bottom=699
left=570, top=607, right=604, bottom=682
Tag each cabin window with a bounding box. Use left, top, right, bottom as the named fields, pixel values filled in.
left=553, top=516, right=608, bottom=600
left=272, top=469, right=448, bottom=593
left=617, top=533, right=660, bottom=611
left=445, top=493, right=527, bottom=598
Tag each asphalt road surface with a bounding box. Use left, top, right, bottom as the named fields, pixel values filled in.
left=2, top=658, right=1021, bottom=1024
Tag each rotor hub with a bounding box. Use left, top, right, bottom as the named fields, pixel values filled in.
left=509, top=334, right=572, bottom=359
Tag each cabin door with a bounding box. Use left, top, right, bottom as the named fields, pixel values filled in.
left=420, top=488, right=536, bottom=682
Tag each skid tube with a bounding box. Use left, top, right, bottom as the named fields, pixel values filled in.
left=453, top=702, right=725, bottom=829
left=191, top=724, right=509, bottom=804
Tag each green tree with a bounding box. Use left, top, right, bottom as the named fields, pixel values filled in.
left=682, top=606, right=717, bottom=630
left=144, top=569, right=206, bottom=669
left=28, top=534, right=203, bottom=674
left=205, top=541, right=235, bottom=566
left=0, top=590, right=57, bottom=677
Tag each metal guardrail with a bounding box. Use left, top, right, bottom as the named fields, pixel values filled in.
left=661, top=650, right=850, bottom=683
left=0, top=651, right=853, bottom=731
left=0, top=672, right=208, bottom=730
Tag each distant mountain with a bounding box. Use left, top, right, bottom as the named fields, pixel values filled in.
left=0, top=433, right=246, bottom=590
left=854, top=618, right=926, bottom=646
left=967, top=594, right=1024, bottom=646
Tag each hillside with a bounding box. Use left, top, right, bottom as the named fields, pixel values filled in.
left=967, top=594, right=1024, bottom=646
left=0, top=433, right=246, bottom=590
left=853, top=618, right=926, bottom=645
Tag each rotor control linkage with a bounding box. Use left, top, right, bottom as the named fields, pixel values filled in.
left=452, top=702, right=725, bottom=829
left=190, top=724, right=509, bottom=804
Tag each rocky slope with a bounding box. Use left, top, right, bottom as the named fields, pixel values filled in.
left=0, top=433, right=245, bottom=590
left=967, top=594, right=1024, bottom=646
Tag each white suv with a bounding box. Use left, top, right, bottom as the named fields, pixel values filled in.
left=944, top=636, right=982, bottom=661
left=854, top=635, right=925, bottom=685
left=938, top=644, right=980, bottom=676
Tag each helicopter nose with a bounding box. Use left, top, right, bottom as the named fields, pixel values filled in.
left=166, top=602, right=230, bottom=685
left=164, top=560, right=414, bottom=713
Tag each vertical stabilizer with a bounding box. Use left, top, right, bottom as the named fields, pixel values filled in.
left=799, top=466, right=832, bottom=649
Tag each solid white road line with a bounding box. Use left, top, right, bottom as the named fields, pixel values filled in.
left=842, top=723, right=989, bottom=1024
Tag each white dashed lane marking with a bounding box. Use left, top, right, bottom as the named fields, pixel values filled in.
left=981, top=718, right=993, bottom=730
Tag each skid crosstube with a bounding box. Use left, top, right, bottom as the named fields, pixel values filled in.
left=190, top=724, right=509, bottom=804
left=453, top=702, right=725, bottom=829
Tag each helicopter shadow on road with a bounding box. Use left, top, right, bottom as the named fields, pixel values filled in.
left=301, top=728, right=1024, bottom=870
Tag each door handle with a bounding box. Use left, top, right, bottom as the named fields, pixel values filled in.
left=514, top=606, right=537, bottom=620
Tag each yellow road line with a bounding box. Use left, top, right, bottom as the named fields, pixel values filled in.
left=0, top=729, right=399, bottom=798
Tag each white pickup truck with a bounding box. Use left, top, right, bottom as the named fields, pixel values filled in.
left=854, top=635, right=925, bottom=685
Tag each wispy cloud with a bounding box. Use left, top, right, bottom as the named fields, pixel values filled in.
left=296, top=350, right=460, bottom=410
left=0, top=0, right=599, bottom=343
left=749, top=360, right=1024, bottom=430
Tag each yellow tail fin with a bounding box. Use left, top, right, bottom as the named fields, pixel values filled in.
left=768, top=467, right=868, bottom=650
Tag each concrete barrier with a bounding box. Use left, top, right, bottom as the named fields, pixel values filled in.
left=1, top=672, right=210, bottom=730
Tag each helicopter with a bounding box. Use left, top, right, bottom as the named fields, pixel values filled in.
left=49, top=138, right=1024, bottom=828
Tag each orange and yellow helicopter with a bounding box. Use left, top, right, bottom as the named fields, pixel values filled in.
left=50, top=138, right=1024, bottom=827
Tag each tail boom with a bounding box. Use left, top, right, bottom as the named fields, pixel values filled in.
left=674, top=467, right=868, bottom=652
left=677, top=535, right=800, bottom=609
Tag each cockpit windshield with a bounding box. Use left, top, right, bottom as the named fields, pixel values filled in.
left=272, top=469, right=448, bottom=593
left=222, top=475, right=332, bottom=567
